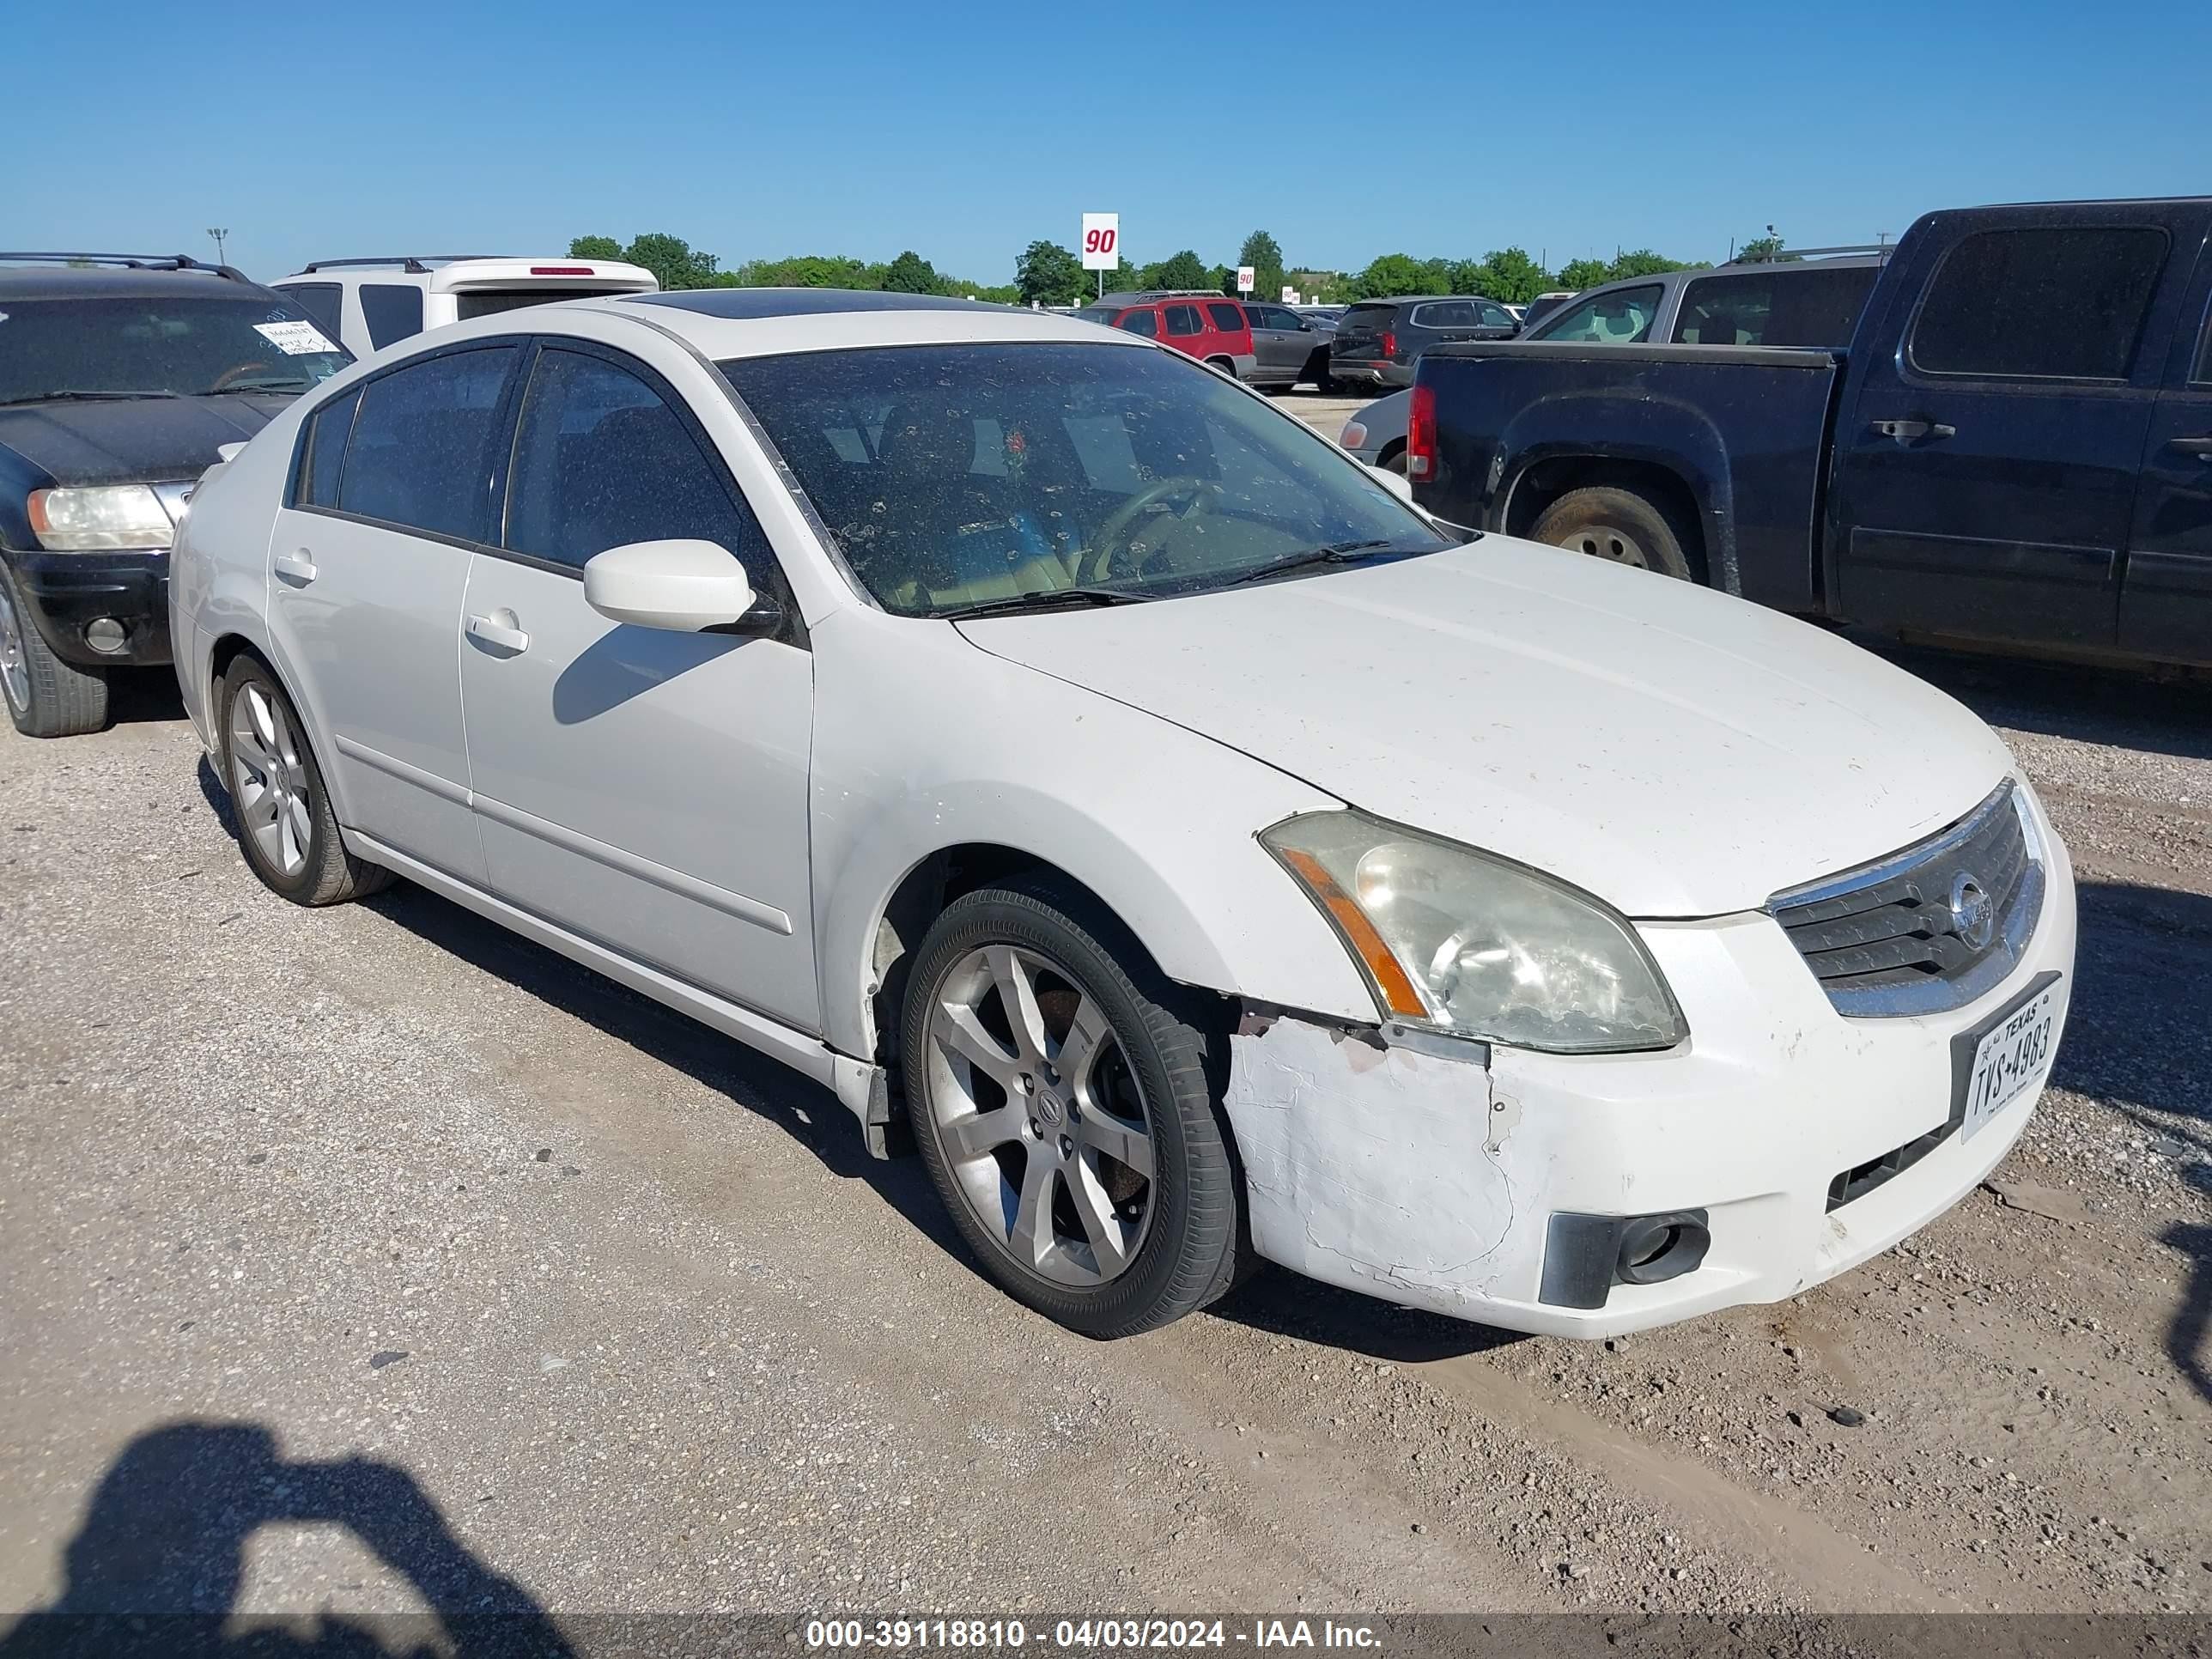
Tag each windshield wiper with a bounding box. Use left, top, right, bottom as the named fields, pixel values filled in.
left=0, top=389, right=182, bottom=407
left=204, top=380, right=313, bottom=395
left=941, top=586, right=1150, bottom=620
left=1226, top=539, right=1406, bottom=586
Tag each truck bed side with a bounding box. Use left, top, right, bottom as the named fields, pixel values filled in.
left=1414, top=340, right=1845, bottom=612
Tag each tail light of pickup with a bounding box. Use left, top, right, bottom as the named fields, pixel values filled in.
left=1406, top=383, right=1436, bottom=481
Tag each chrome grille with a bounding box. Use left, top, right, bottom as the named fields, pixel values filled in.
left=1768, top=782, right=2043, bottom=1018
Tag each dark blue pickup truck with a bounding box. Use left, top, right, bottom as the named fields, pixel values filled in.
left=1409, top=198, right=2212, bottom=671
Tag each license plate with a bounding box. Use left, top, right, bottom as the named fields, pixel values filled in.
left=1960, top=979, right=2059, bottom=1141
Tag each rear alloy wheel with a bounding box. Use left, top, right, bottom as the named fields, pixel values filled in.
left=221, top=658, right=393, bottom=906
left=1529, top=484, right=1697, bottom=581
left=0, top=563, right=110, bottom=738
left=902, top=881, right=1243, bottom=1337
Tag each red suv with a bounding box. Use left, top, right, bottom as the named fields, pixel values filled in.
left=1074, top=291, right=1258, bottom=382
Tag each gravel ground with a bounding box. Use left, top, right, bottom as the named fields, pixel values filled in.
left=1, top=607, right=2208, bottom=1630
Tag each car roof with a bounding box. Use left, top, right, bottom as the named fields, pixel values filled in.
left=274, top=255, right=657, bottom=289
left=554, top=287, right=1142, bottom=361
left=0, top=262, right=258, bottom=301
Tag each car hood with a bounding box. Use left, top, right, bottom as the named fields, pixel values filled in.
left=957, top=538, right=2016, bottom=917
left=0, top=393, right=294, bottom=485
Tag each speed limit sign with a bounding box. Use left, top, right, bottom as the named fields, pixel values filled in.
left=1081, top=213, right=1121, bottom=271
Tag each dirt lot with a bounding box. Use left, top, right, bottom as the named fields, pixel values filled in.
left=1, top=568, right=2208, bottom=1623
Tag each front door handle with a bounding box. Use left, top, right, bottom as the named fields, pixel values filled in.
left=1870, top=419, right=1958, bottom=443
left=465, top=611, right=529, bottom=654
left=2168, top=434, right=2212, bottom=459
left=273, top=550, right=317, bottom=585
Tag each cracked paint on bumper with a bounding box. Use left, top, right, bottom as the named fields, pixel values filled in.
left=1221, top=804, right=2078, bottom=1339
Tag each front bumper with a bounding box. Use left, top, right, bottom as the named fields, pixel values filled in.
left=4, top=548, right=173, bottom=667
left=1221, top=787, right=2078, bottom=1338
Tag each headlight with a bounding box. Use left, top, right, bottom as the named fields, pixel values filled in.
left=1262, top=811, right=1686, bottom=1054
left=27, top=484, right=173, bottom=550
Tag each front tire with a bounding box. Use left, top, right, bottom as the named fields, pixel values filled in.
left=1530, top=485, right=1697, bottom=580
left=219, top=657, right=393, bottom=906
left=0, top=563, right=110, bottom=738
left=901, top=879, right=1243, bottom=1338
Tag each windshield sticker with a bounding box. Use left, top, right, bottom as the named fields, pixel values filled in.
left=253, top=319, right=338, bottom=356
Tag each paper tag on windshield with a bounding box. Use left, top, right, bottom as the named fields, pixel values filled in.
left=255, top=319, right=338, bottom=356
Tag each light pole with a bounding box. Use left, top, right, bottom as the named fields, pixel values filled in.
left=206, top=228, right=228, bottom=264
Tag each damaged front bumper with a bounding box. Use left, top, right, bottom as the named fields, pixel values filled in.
left=1219, top=827, right=2078, bottom=1339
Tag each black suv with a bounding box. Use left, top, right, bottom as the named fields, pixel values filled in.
left=1328, top=294, right=1520, bottom=388
left=0, top=254, right=353, bottom=736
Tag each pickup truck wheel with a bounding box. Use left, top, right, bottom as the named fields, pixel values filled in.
left=0, top=563, right=111, bottom=738
left=902, top=879, right=1243, bottom=1339
left=1532, top=486, right=1696, bottom=580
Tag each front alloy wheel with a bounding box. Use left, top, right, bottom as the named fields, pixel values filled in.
left=902, top=880, right=1245, bottom=1337
left=925, top=943, right=1158, bottom=1285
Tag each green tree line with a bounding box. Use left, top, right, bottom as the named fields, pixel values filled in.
left=571, top=229, right=1732, bottom=309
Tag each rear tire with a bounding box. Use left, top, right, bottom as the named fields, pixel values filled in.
left=0, top=563, right=110, bottom=738
left=219, top=657, right=394, bottom=906
left=1303, top=350, right=1338, bottom=394
left=901, top=878, right=1243, bottom=1338
left=1378, top=446, right=1408, bottom=477
left=1529, top=485, right=1697, bottom=581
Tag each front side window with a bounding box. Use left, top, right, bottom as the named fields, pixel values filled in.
left=1163, top=305, right=1204, bottom=337
left=359, top=284, right=426, bottom=350
left=1910, top=227, right=2168, bottom=380
left=720, top=341, right=1448, bottom=617
left=1480, top=303, right=1516, bottom=329
left=1206, top=301, right=1245, bottom=332
left=279, top=283, right=344, bottom=340
left=1530, top=284, right=1664, bottom=344
left=0, top=293, right=352, bottom=406
left=503, top=348, right=766, bottom=571
left=337, top=346, right=519, bottom=543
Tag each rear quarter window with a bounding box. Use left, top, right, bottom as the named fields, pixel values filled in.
left=1206, top=302, right=1245, bottom=332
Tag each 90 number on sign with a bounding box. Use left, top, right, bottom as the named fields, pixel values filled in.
left=1081, top=212, right=1121, bottom=271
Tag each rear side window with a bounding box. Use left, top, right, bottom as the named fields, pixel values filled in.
left=295, top=386, right=362, bottom=507
left=1411, top=301, right=1478, bottom=328
left=1116, top=309, right=1158, bottom=337
left=1910, top=228, right=2168, bottom=380
left=503, top=348, right=767, bottom=572
left=359, top=284, right=426, bottom=350
left=1206, top=302, right=1244, bottom=332
left=1672, top=266, right=1879, bottom=347
left=1532, top=284, right=1663, bottom=343
left=280, top=283, right=344, bottom=340
left=1163, top=305, right=1204, bottom=337
left=338, top=346, right=519, bottom=543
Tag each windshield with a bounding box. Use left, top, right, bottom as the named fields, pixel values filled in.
left=0, top=292, right=353, bottom=404
left=719, top=341, right=1449, bottom=617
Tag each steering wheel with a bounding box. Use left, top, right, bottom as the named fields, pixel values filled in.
left=1084, top=476, right=1223, bottom=582
left=210, top=361, right=279, bottom=392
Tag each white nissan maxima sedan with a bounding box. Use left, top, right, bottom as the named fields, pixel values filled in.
left=169, top=290, right=2075, bottom=1340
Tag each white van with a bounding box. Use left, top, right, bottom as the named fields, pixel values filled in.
left=268, top=256, right=658, bottom=359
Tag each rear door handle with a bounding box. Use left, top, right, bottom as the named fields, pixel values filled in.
left=272, top=550, right=317, bottom=585
left=465, top=611, right=529, bottom=653
left=2168, top=434, right=2212, bottom=459
left=1871, top=419, right=1957, bottom=443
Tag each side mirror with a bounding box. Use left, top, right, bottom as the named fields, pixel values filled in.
left=1365, top=464, right=1416, bottom=505
left=583, top=538, right=779, bottom=635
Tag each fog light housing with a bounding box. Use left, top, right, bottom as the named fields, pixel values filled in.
left=83, top=617, right=128, bottom=654
left=1539, top=1209, right=1713, bottom=1310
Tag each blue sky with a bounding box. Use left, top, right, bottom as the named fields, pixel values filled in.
left=11, top=0, right=2209, bottom=286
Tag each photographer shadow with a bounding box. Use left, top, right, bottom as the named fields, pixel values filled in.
left=0, top=1420, right=571, bottom=1658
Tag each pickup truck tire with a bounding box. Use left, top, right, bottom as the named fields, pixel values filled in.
left=1532, top=487, right=1696, bottom=581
